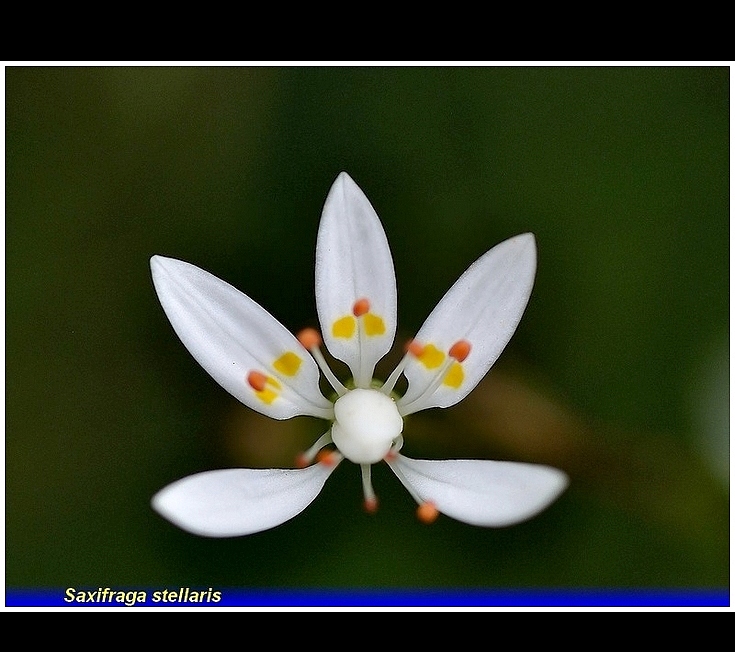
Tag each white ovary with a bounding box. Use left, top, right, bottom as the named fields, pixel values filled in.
left=331, top=389, right=403, bottom=464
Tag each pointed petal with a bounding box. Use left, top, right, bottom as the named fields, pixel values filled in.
left=151, top=256, right=333, bottom=420
left=386, top=454, right=567, bottom=527
left=152, top=463, right=337, bottom=537
left=398, top=233, right=536, bottom=415
left=315, top=172, right=397, bottom=387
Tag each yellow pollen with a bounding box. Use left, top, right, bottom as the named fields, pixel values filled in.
left=255, top=388, right=279, bottom=404
left=273, top=351, right=302, bottom=377
left=332, top=315, right=356, bottom=338
left=416, top=343, right=445, bottom=369
left=443, top=361, right=464, bottom=388
left=363, top=313, right=386, bottom=336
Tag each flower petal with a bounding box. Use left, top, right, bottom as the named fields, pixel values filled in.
left=398, top=233, right=536, bottom=415
left=386, top=454, right=568, bottom=527
left=151, top=255, right=333, bottom=420
left=152, top=463, right=337, bottom=537
left=315, top=172, right=397, bottom=388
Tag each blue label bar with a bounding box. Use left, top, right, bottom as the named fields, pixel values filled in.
left=5, top=588, right=730, bottom=607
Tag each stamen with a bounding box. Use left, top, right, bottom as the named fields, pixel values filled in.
left=297, top=327, right=347, bottom=397
left=295, top=431, right=333, bottom=468
left=354, top=310, right=370, bottom=389
left=361, top=464, right=378, bottom=513
left=380, top=339, right=416, bottom=395
left=350, top=297, right=385, bottom=388
left=397, top=338, right=473, bottom=417
left=247, top=361, right=331, bottom=418
left=416, top=502, right=440, bottom=524
left=352, top=298, right=370, bottom=317
left=246, top=370, right=268, bottom=392
left=386, top=457, right=439, bottom=523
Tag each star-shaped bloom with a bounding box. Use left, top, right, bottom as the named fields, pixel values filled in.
left=150, top=172, right=568, bottom=537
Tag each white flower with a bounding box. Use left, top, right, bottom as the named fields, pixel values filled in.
left=150, top=172, right=568, bottom=537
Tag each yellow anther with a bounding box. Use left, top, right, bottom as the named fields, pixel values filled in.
left=363, top=313, right=386, bottom=336
left=414, top=343, right=445, bottom=369
left=273, top=351, right=302, bottom=377
left=443, top=361, right=464, bottom=388
left=254, top=389, right=278, bottom=404
left=332, top=315, right=356, bottom=338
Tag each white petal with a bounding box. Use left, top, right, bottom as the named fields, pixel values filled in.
left=398, top=233, right=536, bottom=415
left=152, top=464, right=337, bottom=537
left=315, top=172, right=397, bottom=388
left=386, top=454, right=568, bottom=527
left=151, top=256, right=333, bottom=420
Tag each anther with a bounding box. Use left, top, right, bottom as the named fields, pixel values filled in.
left=448, top=339, right=471, bottom=362
left=360, top=464, right=378, bottom=514
left=407, top=339, right=425, bottom=357
left=246, top=370, right=268, bottom=392
left=352, top=298, right=370, bottom=317
left=416, top=502, right=440, bottom=524
left=297, top=327, right=322, bottom=350
left=316, top=449, right=339, bottom=466
left=294, top=453, right=310, bottom=469
left=363, top=497, right=379, bottom=514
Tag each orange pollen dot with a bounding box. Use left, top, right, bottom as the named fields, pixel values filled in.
left=316, top=449, right=337, bottom=466
left=352, top=298, right=370, bottom=317
left=407, top=339, right=425, bottom=357
left=297, top=327, right=322, bottom=349
left=364, top=497, right=379, bottom=514
left=294, top=453, right=310, bottom=469
left=417, top=502, right=440, bottom=524
left=449, top=339, right=471, bottom=362
left=246, top=370, right=268, bottom=392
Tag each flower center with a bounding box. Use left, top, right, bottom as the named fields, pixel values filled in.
left=331, top=388, right=403, bottom=464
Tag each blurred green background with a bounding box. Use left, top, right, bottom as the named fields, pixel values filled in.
left=5, top=66, right=729, bottom=595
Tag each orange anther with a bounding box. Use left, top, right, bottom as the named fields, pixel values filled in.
left=295, top=453, right=310, bottom=469
left=363, top=497, right=379, bottom=514
left=448, top=339, right=471, bottom=362
left=297, top=327, right=322, bottom=349
left=417, top=501, right=439, bottom=524
left=406, top=339, right=424, bottom=357
left=246, top=370, right=268, bottom=392
left=352, top=298, right=370, bottom=317
left=316, top=449, right=338, bottom=466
